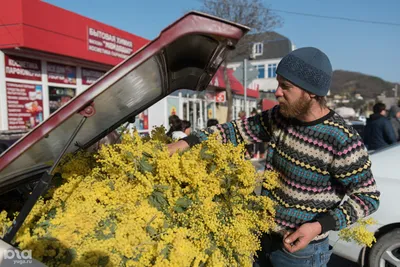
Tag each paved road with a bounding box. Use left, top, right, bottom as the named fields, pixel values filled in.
left=328, top=254, right=359, bottom=266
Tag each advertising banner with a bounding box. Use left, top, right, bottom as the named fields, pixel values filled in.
left=81, top=68, right=106, bottom=85
left=6, top=82, right=43, bottom=130
left=215, top=91, right=226, bottom=103
left=207, top=103, right=214, bottom=119
left=135, top=109, right=149, bottom=131
left=167, top=97, right=180, bottom=116
left=88, top=27, right=133, bottom=59
left=4, top=55, right=42, bottom=81
left=47, top=62, right=77, bottom=85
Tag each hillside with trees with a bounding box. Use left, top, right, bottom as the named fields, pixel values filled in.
left=331, top=70, right=397, bottom=99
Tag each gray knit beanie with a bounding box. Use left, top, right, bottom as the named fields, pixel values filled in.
left=276, top=47, right=332, bottom=96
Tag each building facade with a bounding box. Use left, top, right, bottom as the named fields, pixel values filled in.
left=227, top=32, right=294, bottom=113
left=0, top=0, right=149, bottom=132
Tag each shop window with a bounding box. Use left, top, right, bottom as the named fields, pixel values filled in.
left=268, top=63, right=277, bottom=78
left=49, top=86, right=76, bottom=114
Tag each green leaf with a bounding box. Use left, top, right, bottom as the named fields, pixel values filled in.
left=200, top=146, right=214, bottom=160
left=233, top=252, right=241, bottom=264
left=98, top=256, right=109, bottom=267
left=154, top=184, right=169, bottom=191
left=149, top=191, right=168, bottom=212
left=37, top=220, right=50, bottom=228
left=163, top=220, right=170, bottom=229
left=173, top=197, right=192, bottom=213
left=142, top=151, right=153, bottom=158
left=208, top=163, right=217, bottom=172
left=173, top=206, right=184, bottom=213
left=63, top=248, right=77, bottom=265
left=119, top=256, right=129, bottom=266
left=108, top=181, right=115, bottom=191
left=47, top=207, right=57, bottom=219
left=125, top=151, right=135, bottom=161
left=127, top=172, right=135, bottom=181
left=175, top=197, right=192, bottom=208
left=146, top=225, right=157, bottom=236
left=139, top=158, right=154, bottom=173
left=160, top=244, right=172, bottom=259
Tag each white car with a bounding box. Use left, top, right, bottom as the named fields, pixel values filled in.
left=329, top=143, right=400, bottom=267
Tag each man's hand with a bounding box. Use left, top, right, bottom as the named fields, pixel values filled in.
left=167, top=140, right=189, bottom=155
left=283, top=222, right=322, bottom=253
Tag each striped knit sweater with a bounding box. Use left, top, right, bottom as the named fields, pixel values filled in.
left=184, top=106, right=380, bottom=237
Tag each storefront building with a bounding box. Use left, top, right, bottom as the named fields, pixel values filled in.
left=209, top=67, right=259, bottom=120
left=0, top=0, right=149, bottom=132
left=0, top=0, right=260, bottom=136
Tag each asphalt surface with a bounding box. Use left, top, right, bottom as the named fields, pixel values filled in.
left=328, top=254, right=359, bottom=266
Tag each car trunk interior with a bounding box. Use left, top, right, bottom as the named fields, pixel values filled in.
left=0, top=14, right=245, bottom=220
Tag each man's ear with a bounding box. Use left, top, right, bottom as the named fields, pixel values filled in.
left=308, top=93, right=316, bottom=99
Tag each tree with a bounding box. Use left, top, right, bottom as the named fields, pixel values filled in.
left=198, top=0, right=282, bottom=121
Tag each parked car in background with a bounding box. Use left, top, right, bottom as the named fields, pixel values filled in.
left=329, top=143, right=400, bottom=267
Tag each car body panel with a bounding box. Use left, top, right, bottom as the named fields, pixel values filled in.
left=329, top=144, right=400, bottom=263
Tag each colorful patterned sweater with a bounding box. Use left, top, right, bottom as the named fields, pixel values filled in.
left=183, top=106, right=380, bottom=236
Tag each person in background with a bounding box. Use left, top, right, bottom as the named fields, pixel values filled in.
left=166, top=115, right=187, bottom=140
left=364, top=103, right=397, bottom=150
left=238, top=110, right=246, bottom=120
left=182, top=120, right=192, bottom=136
left=167, top=47, right=380, bottom=267
left=206, top=119, right=219, bottom=127
left=388, top=105, right=400, bottom=141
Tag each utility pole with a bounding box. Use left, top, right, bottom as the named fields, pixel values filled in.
left=243, top=58, right=247, bottom=115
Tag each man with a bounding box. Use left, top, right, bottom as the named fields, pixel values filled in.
left=168, top=47, right=380, bottom=266
left=364, top=102, right=396, bottom=150
left=388, top=105, right=400, bottom=141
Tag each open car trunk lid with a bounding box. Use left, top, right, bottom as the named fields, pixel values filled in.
left=0, top=12, right=249, bottom=193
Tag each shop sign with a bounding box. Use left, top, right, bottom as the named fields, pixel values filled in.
left=135, top=109, right=149, bottom=131
left=47, top=62, right=77, bottom=85
left=88, top=27, right=133, bottom=59
left=81, top=68, right=106, bottom=85
left=167, top=97, right=180, bottom=116
left=215, top=91, right=226, bottom=103
left=4, top=55, right=42, bottom=81
left=6, top=82, right=43, bottom=130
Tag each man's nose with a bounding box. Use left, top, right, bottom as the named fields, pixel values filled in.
left=275, top=87, right=283, bottom=98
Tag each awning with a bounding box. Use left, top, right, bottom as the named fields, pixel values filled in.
left=210, top=67, right=259, bottom=98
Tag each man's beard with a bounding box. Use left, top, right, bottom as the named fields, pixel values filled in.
left=278, top=95, right=312, bottom=118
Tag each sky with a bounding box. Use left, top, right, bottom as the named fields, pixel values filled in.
left=45, top=0, right=400, bottom=83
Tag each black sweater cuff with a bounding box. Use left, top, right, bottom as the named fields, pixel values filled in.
left=316, top=214, right=337, bottom=233
left=181, top=135, right=201, bottom=147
